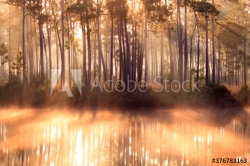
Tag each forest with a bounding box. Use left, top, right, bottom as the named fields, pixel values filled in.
left=1, top=1, right=250, bottom=165
left=0, top=0, right=249, bottom=107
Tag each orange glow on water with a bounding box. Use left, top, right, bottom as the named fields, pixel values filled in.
left=0, top=107, right=249, bottom=165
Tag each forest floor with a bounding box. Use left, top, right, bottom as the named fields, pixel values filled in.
left=0, top=80, right=249, bottom=126
left=0, top=80, right=248, bottom=109
left=0, top=82, right=250, bottom=116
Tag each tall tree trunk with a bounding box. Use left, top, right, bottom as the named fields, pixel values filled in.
left=101, top=49, right=107, bottom=82
left=160, top=33, right=164, bottom=84
left=134, top=24, right=137, bottom=82
left=94, top=34, right=97, bottom=79
left=184, top=1, right=188, bottom=82
left=118, top=18, right=123, bottom=81
left=43, top=31, right=48, bottom=81
left=190, top=17, right=197, bottom=90
left=155, top=39, right=158, bottom=78
left=35, top=23, right=39, bottom=81
left=45, top=0, right=51, bottom=81
left=168, top=24, right=174, bottom=83
left=26, top=24, right=29, bottom=81
left=85, top=0, right=92, bottom=86
left=244, top=40, right=247, bottom=87
left=29, top=16, right=34, bottom=80
left=137, top=32, right=143, bottom=83
left=205, top=13, right=209, bottom=84
left=22, top=0, right=26, bottom=98
left=114, top=41, right=117, bottom=80
left=194, top=11, right=200, bottom=84
left=168, top=26, right=175, bottom=82
left=124, top=19, right=130, bottom=87
left=66, top=13, right=71, bottom=85
left=46, top=24, right=52, bottom=82
left=8, top=6, right=11, bottom=82
left=197, top=27, right=200, bottom=83
left=80, top=17, right=87, bottom=92
left=212, top=0, right=215, bottom=85
left=177, top=0, right=183, bottom=84
left=55, top=26, right=59, bottom=83
left=61, top=0, right=65, bottom=84
left=150, top=34, right=154, bottom=82
left=39, top=21, right=44, bottom=83
left=131, top=20, right=136, bottom=82
left=217, top=38, right=220, bottom=84
left=121, top=20, right=127, bottom=84
left=110, top=15, right=114, bottom=87
left=97, top=13, right=102, bottom=101
left=144, top=7, right=148, bottom=90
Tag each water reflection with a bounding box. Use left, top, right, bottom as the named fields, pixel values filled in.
left=0, top=108, right=249, bottom=166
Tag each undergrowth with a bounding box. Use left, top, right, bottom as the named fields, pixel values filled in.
left=0, top=78, right=249, bottom=109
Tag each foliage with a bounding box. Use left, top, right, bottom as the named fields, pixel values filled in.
left=0, top=75, right=22, bottom=105
left=148, top=4, right=172, bottom=25
left=11, top=52, right=23, bottom=78
left=0, top=43, right=8, bottom=65
left=29, top=81, right=50, bottom=106
left=240, top=85, right=248, bottom=92
left=141, top=0, right=160, bottom=10
left=188, top=1, right=220, bottom=16
left=0, top=43, right=7, bottom=56
left=203, top=84, right=241, bottom=108
left=67, top=1, right=97, bottom=20
left=106, top=0, right=128, bottom=18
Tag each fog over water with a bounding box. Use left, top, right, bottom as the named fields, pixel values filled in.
left=0, top=107, right=249, bottom=166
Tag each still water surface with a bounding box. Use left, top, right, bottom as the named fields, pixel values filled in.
left=0, top=108, right=249, bottom=166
